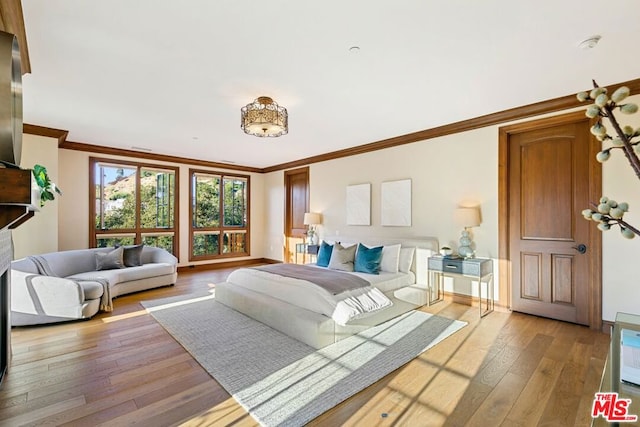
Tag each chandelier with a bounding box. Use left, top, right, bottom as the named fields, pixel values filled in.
left=240, top=96, right=288, bottom=137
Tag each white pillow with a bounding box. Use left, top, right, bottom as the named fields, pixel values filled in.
left=398, top=247, right=415, bottom=273
left=328, top=243, right=357, bottom=272
left=380, top=244, right=401, bottom=273
left=339, top=241, right=357, bottom=248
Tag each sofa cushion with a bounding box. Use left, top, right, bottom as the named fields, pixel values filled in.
left=115, top=263, right=175, bottom=282
left=123, top=244, right=144, bottom=267
left=68, top=263, right=175, bottom=285
left=95, top=247, right=125, bottom=271
left=20, top=248, right=113, bottom=278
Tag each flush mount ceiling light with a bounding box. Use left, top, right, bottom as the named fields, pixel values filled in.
left=241, top=96, right=288, bottom=137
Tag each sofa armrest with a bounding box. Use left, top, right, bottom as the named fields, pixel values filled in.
left=11, top=271, right=85, bottom=314
left=146, top=247, right=178, bottom=270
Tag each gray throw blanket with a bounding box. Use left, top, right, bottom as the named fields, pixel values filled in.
left=253, top=263, right=370, bottom=295
left=28, top=255, right=113, bottom=312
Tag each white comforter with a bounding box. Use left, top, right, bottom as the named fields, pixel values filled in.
left=225, top=267, right=396, bottom=325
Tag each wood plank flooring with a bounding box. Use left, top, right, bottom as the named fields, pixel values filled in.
left=0, top=268, right=610, bottom=426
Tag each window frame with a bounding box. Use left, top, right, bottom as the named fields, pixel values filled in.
left=89, top=157, right=179, bottom=256
left=189, top=168, right=250, bottom=261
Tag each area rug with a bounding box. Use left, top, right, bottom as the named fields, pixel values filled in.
left=141, top=292, right=466, bottom=427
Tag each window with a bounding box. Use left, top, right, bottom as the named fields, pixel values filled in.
left=90, top=158, right=178, bottom=255
left=190, top=169, right=249, bottom=260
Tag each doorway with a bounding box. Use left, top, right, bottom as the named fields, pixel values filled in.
left=498, top=111, right=602, bottom=328
left=284, top=167, right=309, bottom=263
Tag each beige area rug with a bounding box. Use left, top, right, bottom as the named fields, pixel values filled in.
left=141, top=292, right=467, bottom=427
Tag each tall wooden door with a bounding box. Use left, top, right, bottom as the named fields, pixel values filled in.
left=284, top=167, right=309, bottom=263
left=504, top=112, right=600, bottom=326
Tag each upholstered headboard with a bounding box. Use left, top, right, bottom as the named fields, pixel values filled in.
left=320, top=236, right=439, bottom=285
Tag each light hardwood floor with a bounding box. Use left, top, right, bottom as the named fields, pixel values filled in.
left=0, top=268, right=610, bottom=426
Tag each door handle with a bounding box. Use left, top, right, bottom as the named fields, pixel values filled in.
left=572, top=244, right=587, bottom=254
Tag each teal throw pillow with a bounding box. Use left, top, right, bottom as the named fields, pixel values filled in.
left=354, top=243, right=383, bottom=274
left=317, top=241, right=333, bottom=267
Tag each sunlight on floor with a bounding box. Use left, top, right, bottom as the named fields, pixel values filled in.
left=100, top=309, right=149, bottom=323
left=143, top=292, right=215, bottom=313
left=180, top=397, right=254, bottom=427
left=101, top=290, right=216, bottom=322
left=326, top=311, right=511, bottom=425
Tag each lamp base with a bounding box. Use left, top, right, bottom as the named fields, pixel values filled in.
left=458, top=229, right=475, bottom=258
left=307, top=229, right=317, bottom=245
left=458, top=245, right=474, bottom=258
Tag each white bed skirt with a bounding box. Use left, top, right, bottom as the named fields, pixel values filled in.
left=215, top=281, right=422, bottom=349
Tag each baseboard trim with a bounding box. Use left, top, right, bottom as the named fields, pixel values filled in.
left=601, top=319, right=614, bottom=334
left=177, top=258, right=279, bottom=272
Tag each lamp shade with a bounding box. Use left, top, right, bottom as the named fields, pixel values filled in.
left=303, top=212, right=321, bottom=225
left=454, top=207, right=480, bottom=228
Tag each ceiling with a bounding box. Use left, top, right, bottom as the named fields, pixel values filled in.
left=19, top=0, right=640, bottom=169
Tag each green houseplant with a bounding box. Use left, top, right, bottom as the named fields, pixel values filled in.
left=32, top=164, right=62, bottom=207
left=578, top=81, right=640, bottom=238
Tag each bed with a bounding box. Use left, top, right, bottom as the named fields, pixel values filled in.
left=215, top=236, right=439, bottom=349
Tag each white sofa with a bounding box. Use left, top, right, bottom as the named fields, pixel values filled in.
left=11, top=246, right=178, bottom=326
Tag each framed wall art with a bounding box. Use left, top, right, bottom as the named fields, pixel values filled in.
left=346, top=183, right=371, bottom=225
left=381, top=179, right=411, bottom=226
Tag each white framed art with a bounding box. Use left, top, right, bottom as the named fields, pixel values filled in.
left=346, top=183, right=371, bottom=225
left=381, top=179, right=411, bottom=226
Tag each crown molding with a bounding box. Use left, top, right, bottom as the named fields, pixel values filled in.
left=23, top=77, right=640, bottom=174
left=60, top=140, right=263, bottom=174
left=22, top=123, right=261, bottom=173
left=22, top=124, right=68, bottom=145
left=263, top=77, right=640, bottom=172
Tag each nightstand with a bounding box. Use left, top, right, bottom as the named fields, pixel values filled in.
left=295, top=243, right=319, bottom=264
left=307, top=244, right=319, bottom=256
left=427, top=256, right=494, bottom=317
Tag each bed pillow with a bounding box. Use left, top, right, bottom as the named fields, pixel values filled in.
left=354, top=243, right=383, bottom=274
left=317, top=241, right=333, bottom=267
left=339, top=241, right=357, bottom=248
left=96, top=246, right=125, bottom=271
left=380, top=244, right=402, bottom=273
left=328, top=243, right=357, bottom=272
left=398, top=247, right=415, bottom=273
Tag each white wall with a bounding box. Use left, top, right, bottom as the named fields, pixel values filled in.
left=57, top=149, right=266, bottom=266
left=263, top=171, right=285, bottom=260
left=263, top=95, right=640, bottom=321
left=309, top=127, right=498, bottom=253
left=12, top=134, right=59, bottom=259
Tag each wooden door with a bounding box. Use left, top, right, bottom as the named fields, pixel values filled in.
left=504, top=112, right=600, bottom=326
left=284, top=167, right=309, bottom=263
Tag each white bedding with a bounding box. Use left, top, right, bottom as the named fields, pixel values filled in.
left=225, top=267, right=413, bottom=325
left=344, top=270, right=415, bottom=293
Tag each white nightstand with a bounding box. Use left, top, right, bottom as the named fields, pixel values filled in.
left=427, top=256, right=494, bottom=317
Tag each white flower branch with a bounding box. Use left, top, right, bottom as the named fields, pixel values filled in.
left=578, top=81, right=640, bottom=239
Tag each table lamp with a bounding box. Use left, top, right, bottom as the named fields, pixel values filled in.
left=303, top=212, right=321, bottom=245
left=454, top=207, right=481, bottom=258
